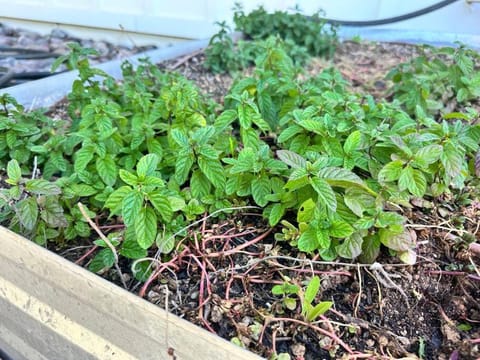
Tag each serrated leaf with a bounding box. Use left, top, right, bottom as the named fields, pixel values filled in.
left=135, top=207, right=157, bottom=249
left=16, top=197, right=38, bottom=231
left=40, top=197, right=67, bottom=228
left=122, top=190, right=143, bottom=227
left=170, top=128, right=190, bottom=147
left=119, top=237, right=147, bottom=259
left=310, top=178, right=336, bottom=212
left=408, top=169, right=426, bottom=197
left=379, top=227, right=413, bottom=252
left=119, top=169, right=138, bottom=186
left=298, top=227, right=318, bottom=252
left=344, top=188, right=375, bottom=217
left=297, top=198, right=316, bottom=223
left=74, top=146, right=94, bottom=172
left=136, top=154, right=159, bottom=178
left=343, top=130, right=361, bottom=154
left=190, top=170, right=212, bottom=198
left=215, top=109, right=237, bottom=132
left=156, top=232, right=175, bottom=254
left=88, top=248, right=115, bottom=273
left=317, top=167, right=375, bottom=195
left=398, top=165, right=413, bottom=192
left=278, top=124, right=303, bottom=143
left=378, top=160, right=404, bottom=183
left=66, top=184, right=97, bottom=197
left=96, top=156, right=117, bottom=186
left=25, top=179, right=61, bottom=195
left=336, top=231, right=364, bottom=259
left=7, top=159, right=21, bottom=183
left=276, top=150, right=306, bottom=169
left=175, top=151, right=194, bottom=185
left=359, top=234, right=380, bottom=263
left=198, top=157, right=226, bottom=189
left=415, top=144, right=443, bottom=166
left=376, top=212, right=405, bottom=228
left=441, top=144, right=463, bottom=178
left=105, top=186, right=131, bottom=215
left=269, top=203, right=285, bottom=226
left=148, top=193, right=173, bottom=222
left=251, top=175, right=271, bottom=207
left=329, top=220, right=354, bottom=238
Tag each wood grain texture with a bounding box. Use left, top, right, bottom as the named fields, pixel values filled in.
left=0, top=226, right=262, bottom=360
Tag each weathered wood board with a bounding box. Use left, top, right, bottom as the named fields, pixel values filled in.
left=0, top=226, right=262, bottom=360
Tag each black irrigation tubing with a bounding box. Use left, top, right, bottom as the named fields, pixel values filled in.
left=317, top=0, right=459, bottom=26
left=0, top=46, right=60, bottom=60
left=0, top=347, right=14, bottom=360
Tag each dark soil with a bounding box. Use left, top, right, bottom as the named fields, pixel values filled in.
left=51, top=40, right=480, bottom=359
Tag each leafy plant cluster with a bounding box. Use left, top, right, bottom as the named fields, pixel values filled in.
left=233, top=4, right=337, bottom=58
left=1, top=38, right=479, bottom=278
left=204, top=21, right=309, bottom=74
left=388, top=44, right=480, bottom=116
left=204, top=4, right=336, bottom=74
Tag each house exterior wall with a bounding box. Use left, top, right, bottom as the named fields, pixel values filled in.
left=0, top=0, right=478, bottom=44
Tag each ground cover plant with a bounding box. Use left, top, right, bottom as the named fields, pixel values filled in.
left=1, top=7, right=480, bottom=360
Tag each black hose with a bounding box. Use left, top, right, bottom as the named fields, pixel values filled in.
left=0, top=46, right=60, bottom=60
left=0, top=346, right=14, bottom=360
left=318, top=0, right=459, bottom=26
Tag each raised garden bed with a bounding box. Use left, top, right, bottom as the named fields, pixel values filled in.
left=1, top=7, right=480, bottom=360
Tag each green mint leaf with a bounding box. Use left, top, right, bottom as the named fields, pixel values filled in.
left=268, top=203, right=285, bottom=226
left=190, top=170, right=212, bottom=198
left=96, top=155, right=117, bottom=187
left=74, top=145, right=94, bottom=172
left=171, top=128, right=190, bottom=147
left=378, top=160, right=404, bottom=183
left=304, top=276, right=320, bottom=305
left=175, top=151, right=195, bottom=185
left=40, top=197, right=67, bottom=228
left=105, top=186, right=131, bottom=215
left=276, top=150, right=306, bottom=169
left=298, top=226, right=318, bottom=253
left=88, top=248, right=115, bottom=273
left=307, top=301, right=333, bottom=321
left=148, top=193, right=173, bottom=222
left=198, top=156, right=226, bottom=189
left=343, top=130, right=361, bottom=154
left=121, top=190, right=143, bottom=227
left=310, top=177, right=336, bottom=212
left=251, top=175, right=271, bottom=207
left=6, top=159, right=21, bottom=184
left=135, top=207, right=157, bottom=249
left=379, top=227, right=414, bottom=252
left=119, top=169, right=139, bottom=186
left=16, top=197, right=38, bottom=231
left=329, top=220, right=354, bottom=238
left=25, top=179, right=61, bottom=196
left=336, top=231, right=364, bottom=259
left=414, top=144, right=443, bottom=166
left=136, top=154, right=159, bottom=178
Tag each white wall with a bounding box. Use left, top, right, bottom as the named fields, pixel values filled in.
left=0, top=0, right=479, bottom=44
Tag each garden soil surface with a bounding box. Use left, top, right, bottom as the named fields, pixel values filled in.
left=53, top=41, right=480, bottom=360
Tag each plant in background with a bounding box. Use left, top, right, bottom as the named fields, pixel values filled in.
left=233, top=3, right=338, bottom=58
left=0, top=160, right=67, bottom=244
left=204, top=21, right=243, bottom=74
left=387, top=45, right=480, bottom=116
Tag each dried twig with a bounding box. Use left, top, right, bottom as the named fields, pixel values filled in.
left=77, top=202, right=128, bottom=289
